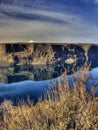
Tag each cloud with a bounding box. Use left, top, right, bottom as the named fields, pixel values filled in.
left=0, top=11, right=98, bottom=43
left=1, top=11, right=69, bottom=25
left=0, top=0, right=98, bottom=43
left=0, top=4, right=71, bottom=25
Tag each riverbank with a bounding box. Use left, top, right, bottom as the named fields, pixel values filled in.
left=0, top=71, right=98, bottom=129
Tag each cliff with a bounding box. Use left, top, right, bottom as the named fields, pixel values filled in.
left=0, top=43, right=98, bottom=83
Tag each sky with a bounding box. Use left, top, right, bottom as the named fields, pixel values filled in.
left=0, top=0, right=98, bottom=43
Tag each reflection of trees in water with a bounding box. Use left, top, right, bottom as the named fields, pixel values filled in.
left=0, top=55, right=87, bottom=84
left=28, top=64, right=55, bottom=81
left=0, top=64, right=57, bottom=83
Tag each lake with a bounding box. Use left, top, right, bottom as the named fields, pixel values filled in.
left=0, top=43, right=98, bottom=104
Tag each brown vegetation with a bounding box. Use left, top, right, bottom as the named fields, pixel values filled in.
left=0, top=68, right=98, bottom=130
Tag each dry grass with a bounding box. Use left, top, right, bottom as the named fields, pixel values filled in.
left=0, top=68, right=98, bottom=130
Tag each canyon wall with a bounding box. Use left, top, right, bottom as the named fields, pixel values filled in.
left=0, top=43, right=98, bottom=83
left=0, top=44, right=55, bottom=65
left=1, top=43, right=98, bottom=68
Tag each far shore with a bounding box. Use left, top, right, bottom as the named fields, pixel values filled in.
left=0, top=42, right=98, bottom=46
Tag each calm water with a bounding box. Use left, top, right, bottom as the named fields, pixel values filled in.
left=0, top=63, right=81, bottom=83
left=0, top=56, right=97, bottom=84
left=0, top=64, right=61, bottom=83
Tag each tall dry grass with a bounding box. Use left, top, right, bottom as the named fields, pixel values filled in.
left=0, top=67, right=98, bottom=130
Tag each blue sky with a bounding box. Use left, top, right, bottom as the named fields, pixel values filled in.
left=0, top=0, right=98, bottom=43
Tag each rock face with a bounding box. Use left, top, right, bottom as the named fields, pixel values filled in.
left=0, top=43, right=94, bottom=66
left=0, top=44, right=55, bottom=65
left=0, top=43, right=98, bottom=83
left=88, top=45, right=98, bottom=68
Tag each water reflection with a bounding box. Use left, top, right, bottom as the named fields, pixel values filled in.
left=0, top=64, right=65, bottom=83
left=0, top=57, right=89, bottom=84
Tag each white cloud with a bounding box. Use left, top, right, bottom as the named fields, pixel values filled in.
left=0, top=4, right=98, bottom=43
